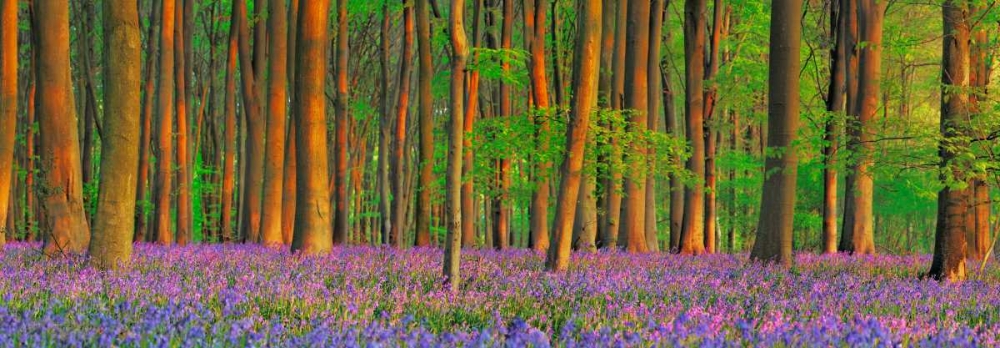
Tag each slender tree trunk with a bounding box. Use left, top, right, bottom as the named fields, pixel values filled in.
left=601, top=0, right=626, bottom=250
left=91, top=0, right=141, bottom=267
left=153, top=0, right=176, bottom=246
left=0, top=0, right=16, bottom=247
left=415, top=0, right=434, bottom=247
left=702, top=0, right=727, bottom=254
left=174, top=0, right=192, bottom=246
left=929, top=0, right=970, bottom=282
left=490, top=0, right=513, bottom=250
left=332, top=0, right=349, bottom=246
left=135, top=0, right=160, bottom=243
left=290, top=0, right=334, bottom=255
left=644, top=0, right=665, bottom=252
left=378, top=0, right=392, bottom=246
left=822, top=0, right=847, bottom=254
left=462, top=0, right=483, bottom=248
left=967, top=22, right=990, bottom=261
left=750, top=0, right=801, bottom=268
left=221, top=6, right=239, bottom=243
left=620, top=0, right=650, bottom=253
left=444, top=0, right=469, bottom=291
left=594, top=0, right=615, bottom=249
left=546, top=0, right=602, bottom=271
left=392, top=0, right=415, bottom=248
left=680, top=0, right=706, bottom=255
left=235, top=0, right=264, bottom=244
left=281, top=0, right=300, bottom=245
left=261, top=0, right=288, bottom=246
left=529, top=0, right=552, bottom=252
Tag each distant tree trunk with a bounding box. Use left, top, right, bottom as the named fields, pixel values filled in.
left=290, top=0, right=334, bottom=255
left=235, top=0, right=264, bottom=244
left=602, top=0, right=627, bottom=250
left=620, top=0, right=650, bottom=253
left=378, top=0, right=392, bottom=246
left=702, top=0, right=727, bottom=254
left=967, top=21, right=990, bottom=262
left=281, top=0, right=300, bottom=245
left=135, top=0, right=160, bottom=243
left=528, top=0, right=552, bottom=252
left=462, top=0, right=483, bottom=248
left=822, top=0, right=847, bottom=254
left=415, top=0, right=433, bottom=247
left=928, top=0, right=970, bottom=282
left=663, top=44, right=683, bottom=252
left=174, top=0, right=192, bottom=246
left=152, top=0, right=175, bottom=246
left=444, top=0, right=468, bottom=291
left=680, top=0, right=706, bottom=255
left=220, top=5, right=239, bottom=243
left=750, top=0, right=801, bottom=267
left=332, top=0, right=349, bottom=246
left=594, top=0, right=615, bottom=250
left=261, top=0, right=288, bottom=246
left=644, top=0, right=665, bottom=252
left=0, top=0, right=16, bottom=247
left=392, top=0, right=415, bottom=248
left=491, top=0, right=513, bottom=250
left=546, top=0, right=602, bottom=271
left=840, top=0, right=883, bottom=255
left=91, top=0, right=141, bottom=267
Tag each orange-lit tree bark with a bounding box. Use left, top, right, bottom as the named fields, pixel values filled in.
left=750, top=0, right=801, bottom=268
left=174, top=0, right=191, bottom=246
left=546, top=0, right=602, bottom=271
left=822, top=0, right=848, bottom=254
left=261, top=0, right=288, bottom=246
left=599, top=0, right=623, bottom=249
left=135, top=0, right=160, bottom=243
left=290, top=0, right=334, bottom=255
left=220, top=5, right=239, bottom=243
left=644, top=0, right=665, bottom=252
left=235, top=0, right=264, bottom=243
left=928, top=0, right=970, bottom=281
left=444, top=0, right=468, bottom=292
left=491, top=0, right=513, bottom=250
left=702, top=0, right=728, bottom=254
left=415, top=0, right=433, bottom=247
left=378, top=0, right=392, bottom=245
left=282, top=0, right=300, bottom=245
left=528, top=0, right=552, bottom=252
left=840, top=0, right=883, bottom=255
left=680, top=0, right=706, bottom=255
left=91, top=0, right=141, bottom=267
left=461, top=0, right=483, bottom=248
left=967, top=18, right=990, bottom=261
left=620, top=0, right=650, bottom=253
left=36, top=0, right=90, bottom=254
left=153, top=0, right=176, bottom=246
left=332, top=0, right=349, bottom=246
left=392, top=0, right=415, bottom=248
left=0, top=0, right=15, bottom=247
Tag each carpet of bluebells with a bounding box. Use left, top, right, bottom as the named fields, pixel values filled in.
left=0, top=243, right=998, bottom=347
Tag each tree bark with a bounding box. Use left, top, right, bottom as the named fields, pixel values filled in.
left=415, top=0, right=434, bottom=247
left=236, top=0, right=264, bottom=244
left=644, top=0, right=665, bottom=252
left=750, top=0, right=801, bottom=268
left=0, top=0, right=16, bottom=247
left=174, top=0, right=192, bottom=246
left=135, top=0, right=160, bottom=243
left=261, top=0, right=289, bottom=246
left=333, top=0, right=349, bottom=246
left=392, top=0, right=415, bottom=248
left=680, top=0, right=706, bottom=255
left=444, top=0, right=469, bottom=291
left=462, top=0, right=483, bottom=248
left=152, top=0, right=175, bottom=246
left=620, top=0, right=650, bottom=253
left=281, top=0, right=300, bottom=245
left=546, top=0, right=602, bottom=271
left=91, top=0, right=141, bottom=267
left=823, top=0, right=847, bottom=254
left=491, top=0, right=513, bottom=250
left=290, top=0, right=334, bottom=255
left=221, top=4, right=239, bottom=243
left=528, top=0, right=552, bottom=252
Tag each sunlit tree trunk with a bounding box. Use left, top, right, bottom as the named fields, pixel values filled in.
left=174, top=0, right=192, bottom=246
left=392, top=0, right=415, bottom=248
left=620, top=0, right=650, bottom=253
left=528, top=0, right=552, bottom=252
left=601, top=0, right=626, bottom=249
left=750, top=0, right=801, bottom=267
left=220, top=5, right=239, bottom=243
left=546, top=0, right=602, bottom=271
left=91, top=0, right=141, bottom=267
left=261, top=0, right=288, bottom=246
left=281, top=0, right=299, bottom=245
left=378, top=0, right=392, bottom=246
left=235, top=0, right=264, bottom=244
left=444, top=0, right=469, bottom=291
left=415, top=0, right=433, bottom=247
left=967, top=21, right=990, bottom=261
left=680, top=0, right=706, bottom=255
left=928, top=0, right=970, bottom=282
left=290, top=0, right=333, bottom=255
left=153, top=0, right=175, bottom=246
left=462, top=0, right=483, bottom=248
left=644, top=0, right=665, bottom=252
left=702, top=0, right=727, bottom=254
left=822, top=0, right=847, bottom=254
left=333, top=0, right=349, bottom=246
left=0, top=0, right=16, bottom=247
left=135, top=0, right=160, bottom=243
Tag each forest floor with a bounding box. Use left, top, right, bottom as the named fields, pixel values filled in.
left=0, top=244, right=996, bottom=347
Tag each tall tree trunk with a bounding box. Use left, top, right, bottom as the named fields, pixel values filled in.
left=462, top=0, right=483, bottom=248
left=491, top=0, right=513, bottom=250
left=594, top=0, right=615, bottom=249
left=333, top=0, right=349, bottom=246
left=702, top=0, right=727, bottom=254
left=378, top=0, right=392, bottom=246
left=392, top=0, right=415, bottom=248
left=680, top=0, right=706, bottom=255
left=236, top=0, right=264, bottom=244
left=546, top=0, right=602, bottom=271
left=841, top=0, right=883, bottom=255
left=281, top=0, right=300, bottom=245
left=928, top=0, right=970, bottom=282
left=644, top=0, right=665, bottom=252
left=529, top=0, right=552, bottom=252
left=290, top=0, right=334, bottom=254
left=91, top=0, right=141, bottom=267
left=135, top=0, right=160, bottom=243
left=967, top=21, right=990, bottom=261
left=415, top=0, right=434, bottom=247
left=153, top=0, right=176, bottom=246
left=823, top=0, right=847, bottom=254
left=444, top=0, right=468, bottom=292
left=221, top=4, right=239, bottom=243
left=0, top=0, right=16, bottom=247
left=620, top=0, right=650, bottom=253
left=601, top=0, right=626, bottom=250
left=261, top=0, right=288, bottom=246
left=174, top=0, right=192, bottom=246
left=750, top=0, right=801, bottom=267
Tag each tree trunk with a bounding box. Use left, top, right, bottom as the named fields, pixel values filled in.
left=546, top=0, right=602, bottom=271
left=0, top=0, right=16, bottom=247
left=135, top=0, right=160, bottom=243
left=392, top=0, right=415, bottom=248
left=174, top=0, right=192, bottom=246
left=444, top=0, right=468, bottom=291
left=221, top=5, right=239, bottom=243
left=600, top=0, right=626, bottom=250
left=928, top=0, right=970, bottom=281
left=490, top=0, right=513, bottom=250
left=415, top=0, right=434, bottom=247
left=281, top=0, right=300, bottom=245
left=261, top=0, right=288, bottom=246
left=378, top=0, right=392, bottom=246
left=644, top=0, right=665, bottom=252
left=620, top=0, right=650, bottom=253
left=462, top=0, right=483, bottom=248
left=152, top=0, right=175, bottom=246
left=528, top=0, right=552, bottom=252
left=236, top=0, right=264, bottom=244
left=702, top=0, right=727, bottom=254
left=290, top=0, right=334, bottom=255
left=749, top=0, right=801, bottom=267
left=680, top=0, right=706, bottom=255
left=332, top=0, right=349, bottom=246
left=822, top=0, right=847, bottom=254
left=91, top=0, right=141, bottom=267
